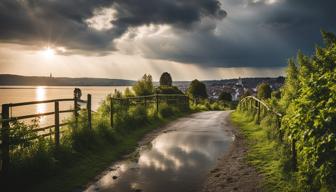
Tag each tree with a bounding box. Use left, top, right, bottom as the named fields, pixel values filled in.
left=132, top=74, right=154, bottom=96
left=188, top=79, right=207, bottom=99
left=219, top=92, right=232, bottom=102
left=279, top=58, right=299, bottom=111
left=124, top=87, right=134, bottom=97
left=281, top=31, right=336, bottom=189
left=159, top=72, right=173, bottom=86
left=257, top=83, right=271, bottom=99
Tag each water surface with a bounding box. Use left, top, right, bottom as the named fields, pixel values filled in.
left=0, top=86, right=129, bottom=127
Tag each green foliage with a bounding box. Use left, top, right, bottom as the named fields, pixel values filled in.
left=124, top=87, right=135, bottom=97
left=159, top=72, right=173, bottom=86
left=231, top=111, right=297, bottom=191
left=271, top=90, right=281, bottom=99
left=159, top=103, right=175, bottom=118
left=8, top=88, right=190, bottom=191
left=188, top=79, right=208, bottom=99
left=281, top=32, right=336, bottom=191
left=248, top=31, right=336, bottom=191
left=218, top=91, right=232, bottom=102
left=156, top=85, right=183, bottom=94
left=257, top=82, right=272, bottom=99
left=236, top=31, right=336, bottom=191
left=132, top=74, right=154, bottom=96
left=240, top=89, right=253, bottom=99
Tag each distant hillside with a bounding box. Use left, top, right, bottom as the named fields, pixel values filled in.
left=0, top=74, right=135, bottom=86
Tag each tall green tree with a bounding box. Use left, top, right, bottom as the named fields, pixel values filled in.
left=159, top=72, right=173, bottom=86
left=280, top=58, right=299, bottom=110
left=257, top=83, right=272, bottom=99
left=124, top=87, right=134, bottom=97
left=282, top=31, right=336, bottom=190
left=188, top=79, right=208, bottom=99
left=132, top=74, right=154, bottom=96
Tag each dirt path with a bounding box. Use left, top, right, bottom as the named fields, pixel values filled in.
left=202, top=112, right=263, bottom=192
left=86, top=111, right=235, bottom=192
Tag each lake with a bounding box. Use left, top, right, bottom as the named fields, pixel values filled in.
left=0, top=86, right=129, bottom=127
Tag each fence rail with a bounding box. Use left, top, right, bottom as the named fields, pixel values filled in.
left=237, top=96, right=297, bottom=170
left=0, top=89, right=189, bottom=177
left=109, top=94, right=189, bottom=128
left=1, top=89, right=90, bottom=177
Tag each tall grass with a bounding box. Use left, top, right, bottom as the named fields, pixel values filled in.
left=3, top=96, right=190, bottom=192
left=231, top=110, right=298, bottom=191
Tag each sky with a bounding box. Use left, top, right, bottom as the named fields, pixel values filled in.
left=0, top=0, right=335, bottom=81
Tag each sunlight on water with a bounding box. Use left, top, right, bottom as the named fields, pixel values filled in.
left=35, top=86, right=47, bottom=124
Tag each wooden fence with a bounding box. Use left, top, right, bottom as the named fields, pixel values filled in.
left=0, top=91, right=91, bottom=176
left=0, top=89, right=189, bottom=177
left=237, top=96, right=297, bottom=170
left=110, top=94, right=189, bottom=127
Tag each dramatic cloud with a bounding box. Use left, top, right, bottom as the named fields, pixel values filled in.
left=0, top=0, right=226, bottom=53
left=0, top=0, right=335, bottom=73
left=116, top=0, right=336, bottom=67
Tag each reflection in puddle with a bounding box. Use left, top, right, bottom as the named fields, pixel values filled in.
left=86, top=112, right=233, bottom=192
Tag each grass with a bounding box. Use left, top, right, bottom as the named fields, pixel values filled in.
left=230, top=110, right=298, bottom=192
left=31, top=116, right=179, bottom=192
left=4, top=102, right=191, bottom=192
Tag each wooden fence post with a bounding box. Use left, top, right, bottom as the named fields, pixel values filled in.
left=144, top=97, right=147, bottom=108
left=87, top=94, right=92, bottom=130
left=110, top=96, right=114, bottom=128
left=257, top=101, right=261, bottom=124
left=156, top=94, right=159, bottom=116
left=1, top=104, right=10, bottom=177
left=74, top=96, right=79, bottom=129
left=54, top=101, right=60, bottom=148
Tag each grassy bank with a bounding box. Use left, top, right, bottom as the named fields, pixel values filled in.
left=230, top=111, right=297, bottom=191
left=4, top=99, right=191, bottom=192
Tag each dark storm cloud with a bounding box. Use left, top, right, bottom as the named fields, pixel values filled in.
left=1, top=0, right=335, bottom=68
left=128, top=0, right=336, bottom=68
left=0, top=0, right=225, bottom=52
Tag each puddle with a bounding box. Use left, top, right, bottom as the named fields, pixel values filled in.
left=86, top=112, right=233, bottom=192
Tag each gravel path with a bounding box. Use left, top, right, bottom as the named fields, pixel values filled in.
left=202, top=112, right=263, bottom=192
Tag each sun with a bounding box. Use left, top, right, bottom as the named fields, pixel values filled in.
left=41, top=47, right=55, bottom=59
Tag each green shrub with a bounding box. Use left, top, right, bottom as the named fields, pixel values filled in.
left=128, top=105, right=148, bottom=125
left=159, top=103, right=174, bottom=118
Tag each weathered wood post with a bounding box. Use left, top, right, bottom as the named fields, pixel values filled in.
left=73, top=89, right=81, bottom=129
left=156, top=94, right=159, bottom=116
left=87, top=94, right=92, bottom=130
left=110, top=96, right=114, bottom=128
left=257, top=101, right=261, bottom=124
left=144, top=97, right=147, bottom=108
left=1, top=104, right=10, bottom=177
left=54, top=101, right=60, bottom=148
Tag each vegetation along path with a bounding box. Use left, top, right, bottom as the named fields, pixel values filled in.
left=86, top=111, right=236, bottom=192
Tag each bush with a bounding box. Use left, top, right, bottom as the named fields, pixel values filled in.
left=128, top=105, right=148, bottom=125
left=159, top=103, right=175, bottom=118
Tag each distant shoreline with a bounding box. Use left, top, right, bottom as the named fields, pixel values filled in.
left=0, top=85, right=131, bottom=89
left=0, top=74, right=136, bottom=86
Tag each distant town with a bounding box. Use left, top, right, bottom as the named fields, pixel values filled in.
left=174, top=77, right=284, bottom=101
